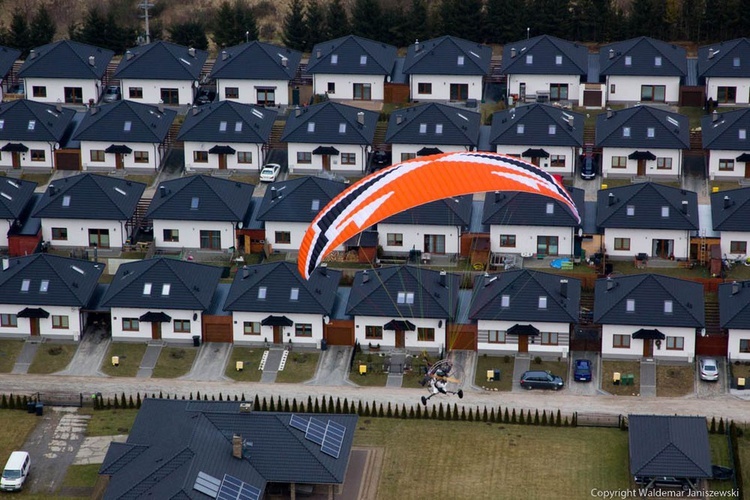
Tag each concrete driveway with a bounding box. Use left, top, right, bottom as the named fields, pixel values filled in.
left=181, top=342, right=232, bottom=381
left=57, top=325, right=110, bottom=377
left=308, top=346, right=356, bottom=386
left=566, top=352, right=600, bottom=396
left=695, top=356, right=727, bottom=397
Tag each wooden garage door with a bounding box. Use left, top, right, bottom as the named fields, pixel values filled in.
left=325, top=322, right=354, bottom=346
left=203, top=317, right=233, bottom=343
left=583, top=90, right=602, bottom=107
left=55, top=149, right=81, bottom=170
left=447, top=324, right=477, bottom=351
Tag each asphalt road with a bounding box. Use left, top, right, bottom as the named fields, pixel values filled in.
left=2, top=373, right=748, bottom=424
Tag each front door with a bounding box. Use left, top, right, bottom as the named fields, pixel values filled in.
left=642, top=339, right=653, bottom=357
left=322, top=155, right=330, bottom=171
left=449, top=84, right=468, bottom=101
left=745, top=162, right=750, bottom=179
left=519, top=83, right=526, bottom=102
left=653, top=239, right=674, bottom=258
left=218, top=154, right=227, bottom=170
left=536, top=236, right=559, bottom=256
left=29, top=318, right=39, bottom=337
left=151, top=322, right=161, bottom=340
left=273, top=325, right=282, bottom=344
left=518, top=335, right=528, bottom=353
left=11, top=152, right=20, bottom=169
left=395, top=330, right=405, bottom=348
left=637, top=159, right=646, bottom=176
left=530, top=157, right=540, bottom=166
left=115, top=153, right=124, bottom=169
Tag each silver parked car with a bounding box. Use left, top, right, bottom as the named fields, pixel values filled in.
left=699, top=358, right=719, bottom=381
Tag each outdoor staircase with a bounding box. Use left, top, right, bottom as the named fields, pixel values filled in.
left=268, top=121, right=286, bottom=150
left=704, top=295, right=721, bottom=336
left=103, top=59, right=120, bottom=88
left=164, top=123, right=182, bottom=151
left=486, top=56, right=504, bottom=84
left=583, top=125, right=596, bottom=148
left=372, top=122, right=389, bottom=152
left=687, top=129, right=705, bottom=156
left=578, top=291, right=595, bottom=324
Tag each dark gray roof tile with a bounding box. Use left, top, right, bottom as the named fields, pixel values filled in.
left=19, top=40, right=114, bottom=79
left=595, top=105, right=689, bottom=149
left=501, top=35, right=588, bottom=76
left=280, top=101, right=377, bottom=145
left=402, top=36, right=491, bottom=76
left=0, top=100, right=77, bottom=142
left=113, top=41, right=208, bottom=80
left=701, top=108, right=750, bottom=150
left=596, top=182, right=698, bottom=230
left=256, top=176, right=348, bottom=223
left=0, top=46, right=20, bottom=78
left=482, top=186, right=584, bottom=227
left=177, top=101, right=277, bottom=144
left=698, top=38, right=750, bottom=78
left=599, top=37, right=686, bottom=77
left=385, top=103, right=480, bottom=146
left=719, top=280, right=750, bottom=329
left=490, top=103, right=584, bottom=147
left=381, top=195, right=472, bottom=226
left=210, top=41, right=302, bottom=80
left=710, top=186, right=750, bottom=231
left=73, top=100, right=176, bottom=144
left=306, top=35, right=396, bottom=75
left=0, top=177, right=37, bottom=220
left=145, top=175, right=254, bottom=222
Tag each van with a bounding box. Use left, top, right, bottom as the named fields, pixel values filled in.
left=1, top=451, right=30, bottom=491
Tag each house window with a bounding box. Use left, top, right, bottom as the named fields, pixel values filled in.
left=258, top=287, right=266, bottom=299
left=341, top=153, right=356, bottom=165
left=487, top=330, right=506, bottom=343
left=417, top=327, right=435, bottom=342
left=730, top=241, right=747, bottom=254
left=295, top=323, right=312, bottom=337
left=740, top=339, right=750, bottom=353
left=160, top=88, right=179, bottom=104
left=435, top=124, right=443, bottom=134
left=30, top=150, right=45, bottom=162
left=740, top=129, right=746, bottom=140
left=243, top=322, right=261, bottom=335
left=353, top=83, right=371, bottom=100
left=297, top=152, right=312, bottom=164
left=499, top=235, right=516, bottom=248
left=331, top=54, right=338, bottom=64
left=193, top=151, right=208, bottom=163
left=174, top=320, right=191, bottom=333
left=613, top=334, right=630, bottom=348
left=365, top=325, right=383, bottom=339
left=612, top=156, right=627, bottom=168
left=133, top=151, right=148, bottom=164
left=129, top=87, right=143, bottom=98
left=628, top=204, right=636, bottom=216
left=397, top=292, right=415, bottom=304
left=548, top=125, right=556, bottom=135
left=199, top=230, right=221, bottom=250
left=257, top=88, right=275, bottom=105
left=457, top=55, right=464, bottom=65
left=32, top=86, right=46, bottom=98
left=51, top=228, right=68, bottom=241
left=641, top=85, right=666, bottom=102
left=538, top=296, right=547, bottom=309
left=387, top=233, right=403, bottom=246
left=719, top=159, right=735, bottom=171
left=717, top=86, right=737, bottom=103
left=555, top=55, right=563, bottom=65
left=89, top=229, right=110, bottom=248
left=52, top=317, right=67, bottom=332
left=449, top=83, right=468, bottom=100
left=610, top=84, right=616, bottom=94
left=122, top=318, right=139, bottom=331
left=622, top=127, right=631, bottom=138
left=418, top=82, right=432, bottom=94
left=401, top=153, right=416, bottom=162
left=501, top=295, right=510, bottom=308
left=549, top=84, right=568, bottom=101
left=419, top=123, right=427, bottom=134
left=541, top=332, right=558, bottom=345
left=90, top=150, right=105, bottom=162
left=614, top=238, right=630, bottom=251
left=536, top=236, right=558, bottom=256
left=64, top=87, right=83, bottom=104
left=666, top=336, right=684, bottom=350
left=163, top=229, right=179, bottom=242
left=626, top=299, right=635, bottom=312
left=625, top=55, right=632, bottom=66
left=225, top=87, right=239, bottom=99
left=546, top=203, right=554, bottom=214
left=275, top=231, right=291, bottom=244
left=0, top=314, right=16, bottom=327
left=525, top=54, right=533, bottom=64
left=327, top=82, right=335, bottom=94
left=656, top=157, right=672, bottom=170
left=664, top=300, right=673, bottom=314
left=550, top=155, right=565, bottom=167
left=516, top=124, right=525, bottom=134
left=647, top=127, right=655, bottom=138
left=424, top=234, right=445, bottom=254
left=237, top=152, right=252, bottom=164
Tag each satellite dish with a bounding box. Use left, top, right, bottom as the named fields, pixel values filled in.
left=323, top=315, right=330, bottom=324
left=237, top=221, right=243, bottom=229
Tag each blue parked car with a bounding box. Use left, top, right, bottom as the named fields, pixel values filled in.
left=574, top=359, right=592, bottom=382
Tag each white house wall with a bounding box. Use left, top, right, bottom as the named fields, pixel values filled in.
left=42, top=217, right=128, bottom=248
left=287, top=142, right=367, bottom=173
left=230, top=311, right=323, bottom=347
left=264, top=221, right=344, bottom=253
left=719, top=231, right=750, bottom=259
left=354, top=314, right=444, bottom=351
left=0, top=304, right=82, bottom=340
left=707, top=150, right=748, bottom=180
left=409, top=74, right=484, bottom=101
left=489, top=225, right=574, bottom=256
left=120, top=78, right=195, bottom=105
left=601, top=146, right=682, bottom=178
left=377, top=222, right=461, bottom=255
left=601, top=324, right=696, bottom=361
left=705, top=77, right=750, bottom=105
left=24, top=77, right=102, bottom=104
left=605, top=75, right=681, bottom=104
left=217, top=78, right=290, bottom=106
left=312, top=74, right=384, bottom=101
left=110, top=306, right=202, bottom=342
left=507, top=74, right=582, bottom=105
left=80, top=140, right=163, bottom=171
left=0, top=220, right=11, bottom=248
left=494, top=144, right=577, bottom=176
left=152, top=219, right=236, bottom=250
left=604, top=228, right=690, bottom=259
left=727, top=328, right=750, bottom=361
left=476, top=319, right=570, bottom=357
left=390, top=144, right=469, bottom=162
left=0, top=140, right=55, bottom=169
left=183, top=140, right=264, bottom=172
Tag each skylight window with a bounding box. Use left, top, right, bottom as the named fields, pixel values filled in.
left=457, top=113, right=468, bottom=121
left=71, top=265, right=84, bottom=274
left=124, top=121, right=132, bottom=132
left=548, top=124, right=556, bottom=135
left=191, top=197, right=199, bottom=210
left=258, top=286, right=266, bottom=299
left=27, top=120, right=35, bottom=130
left=654, top=56, right=662, bottom=66
left=251, top=108, right=263, bottom=119
left=114, top=187, right=127, bottom=195
left=625, top=55, right=632, bottom=66
left=234, top=121, right=242, bottom=132
left=647, top=127, right=655, bottom=138
left=307, top=122, right=315, bottom=133
left=0, top=119, right=4, bottom=129
left=161, top=283, right=171, bottom=296
left=661, top=206, right=669, bottom=217
left=311, top=199, right=320, bottom=210
left=419, top=123, right=427, bottom=134
left=360, top=55, right=367, bottom=65
left=62, top=195, right=71, bottom=207
left=338, top=123, right=346, bottom=133
left=734, top=57, right=740, bottom=68
left=457, top=55, right=465, bottom=66
left=331, top=54, right=338, bottom=64
left=664, top=300, right=673, bottom=313
left=626, top=298, right=635, bottom=312
left=667, top=116, right=680, bottom=128
left=0, top=192, right=11, bottom=201
left=538, top=296, right=547, bottom=309
left=20, top=279, right=30, bottom=292
left=290, top=288, right=299, bottom=300
left=397, top=291, right=414, bottom=304
left=39, top=279, right=49, bottom=293
left=555, top=55, right=563, bottom=65
left=525, top=54, right=533, bottom=64
left=435, top=124, right=443, bottom=134
left=516, top=124, right=525, bottom=134
left=219, top=121, right=227, bottom=132
left=546, top=202, right=554, bottom=214
left=501, top=295, right=510, bottom=307
left=143, top=283, right=152, bottom=295
left=626, top=205, right=635, bottom=216
left=623, top=127, right=631, bottom=137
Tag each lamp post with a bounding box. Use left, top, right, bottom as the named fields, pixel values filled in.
left=245, top=31, right=249, bottom=43
left=526, top=27, right=530, bottom=40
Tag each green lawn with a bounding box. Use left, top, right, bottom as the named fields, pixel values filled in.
left=100, top=343, right=147, bottom=377
left=275, top=351, right=320, bottom=383
left=350, top=352, right=389, bottom=386
left=708, top=433, right=735, bottom=493
left=602, top=360, right=641, bottom=396
left=474, top=354, right=514, bottom=391
left=28, top=343, right=77, bottom=374
left=738, top=427, right=750, bottom=496
left=62, top=464, right=101, bottom=487
left=225, top=347, right=265, bottom=382
left=0, top=339, right=25, bottom=372
left=656, top=364, right=695, bottom=397
left=151, top=347, right=197, bottom=379
left=609, top=259, right=712, bottom=279
left=0, top=412, right=37, bottom=465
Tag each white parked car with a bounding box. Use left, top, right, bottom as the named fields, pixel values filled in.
left=259, top=164, right=281, bottom=182
left=699, top=358, right=719, bottom=381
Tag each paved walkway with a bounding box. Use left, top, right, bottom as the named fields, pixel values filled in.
left=260, top=348, right=284, bottom=383
left=511, top=354, right=530, bottom=392
left=640, top=359, right=657, bottom=397
left=181, top=342, right=232, bottom=381
left=136, top=343, right=163, bottom=378
left=385, top=352, right=404, bottom=388
left=57, top=326, right=110, bottom=377
left=74, top=435, right=127, bottom=465
left=308, top=346, right=356, bottom=386
left=11, top=339, right=40, bottom=374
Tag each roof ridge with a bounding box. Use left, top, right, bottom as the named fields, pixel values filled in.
left=193, top=170, right=245, bottom=219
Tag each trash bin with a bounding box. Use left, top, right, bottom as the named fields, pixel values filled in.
left=192, top=335, right=200, bottom=347
left=321, top=339, right=327, bottom=351
left=27, top=401, right=35, bottom=414
left=494, top=369, right=501, bottom=381
left=35, top=402, right=43, bottom=416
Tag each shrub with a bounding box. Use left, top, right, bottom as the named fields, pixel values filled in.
left=533, top=356, right=542, bottom=365
left=169, top=349, right=185, bottom=359
left=503, top=355, right=511, bottom=364
left=48, top=346, right=63, bottom=356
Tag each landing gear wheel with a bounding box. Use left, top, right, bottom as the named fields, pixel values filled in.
left=421, top=396, right=427, bottom=406
left=457, top=389, right=464, bottom=399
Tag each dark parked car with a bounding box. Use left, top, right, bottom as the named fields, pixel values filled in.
left=580, top=148, right=598, bottom=180
left=574, top=359, right=592, bottom=382
left=371, top=150, right=391, bottom=171
left=519, top=370, right=564, bottom=390
left=195, top=88, right=216, bottom=106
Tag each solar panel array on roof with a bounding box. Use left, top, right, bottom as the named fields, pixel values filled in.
left=305, top=417, right=327, bottom=445
left=193, top=471, right=221, bottom=498
left=217, top=474, right=261, bottom=500
left=321, top=421, right=346, bottom=459
left=289, top=414, right=308, bottom=432
left=289, top=414, right=348, bottom=459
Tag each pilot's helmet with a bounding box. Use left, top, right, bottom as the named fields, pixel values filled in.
left=436, top=369, right=445, bottom=377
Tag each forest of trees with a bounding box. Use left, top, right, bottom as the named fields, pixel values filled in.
left=0, top=0, right=747, bottom=56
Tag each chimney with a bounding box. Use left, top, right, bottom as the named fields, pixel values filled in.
left=126, top=50, right=133, bottom=61
left=510, top=47, right=517, bottom=58
left=88, top=55, right=95, bottom=66
left=2, top=259, right=8, bottom=271
left=48, top=184, right=56, bottom=195
left=606, top=107, right=613, bottom=119
left=242, top=265, right=249, bottom=279
left=232, top=434, right=243, bottom=459
left=362, top=270, right=370, bottom=284
left=222, top=50, right=228, bottom=61
left=608, top=192, right=615, bottom=206
left=192, top=106, right=200, bottom=116
left=90, top=106, right=98, bottom=115
left=608, top=48, right=614, bottom=59
left=606, top=278, right=615, bottom=291
left=357, top=111, right=365, bottom=125
left=708, top=48, right=715, bottom=59
left=281, top=56, right=288, bottom=67
left=494, top=191, right=504, bottom=203
left=560, top=279, right=568, bottom=298
left=295, top=107, right=302, bottom=118
left=158, top=102, right=164, bottom=113
left=724, top=195, right=731, bottom=209
left=271, top=186, right=277, bottom=200
left=439, top=270, right=446, bottom=287
left=239, top=402, right=252, bottom=413
left=732, top=282, right=741, bottom=295
left=316, top=49, right=322, bottom=59
left=320, top=263, right=328, bottom=276
left=159, top=185, right=167, bottom=198
left=396, top=115, right=403, bottom=125
left=681, top=200, right=688, bottom=214
left=712, top=110, right=718, bottom=122
left=188, top=47, right=196, bottom=57
left=56, top=102, right=62, bottom=113
left=29, top=49, right=36, bottom=59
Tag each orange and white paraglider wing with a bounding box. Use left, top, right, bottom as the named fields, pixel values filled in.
left=298, top=151, right=580, bottom=279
